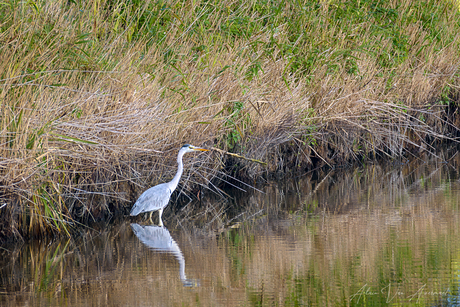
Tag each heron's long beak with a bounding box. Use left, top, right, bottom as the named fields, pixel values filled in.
left=194, top=147, right=209, bottom=151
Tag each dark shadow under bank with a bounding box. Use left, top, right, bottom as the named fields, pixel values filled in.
left=223, top=103, right=460, bottom=183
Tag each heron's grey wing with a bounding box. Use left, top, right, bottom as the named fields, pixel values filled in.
left=130, top=183, right=172, bottom=216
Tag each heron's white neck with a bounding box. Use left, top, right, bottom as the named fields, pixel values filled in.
left=169, top=149, right=186, bottom=191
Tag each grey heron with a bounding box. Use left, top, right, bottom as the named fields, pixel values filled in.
left=130, top=144, right=208, bottom=226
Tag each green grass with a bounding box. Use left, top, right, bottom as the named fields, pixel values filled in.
left=0, top=0, right=460, bottom=240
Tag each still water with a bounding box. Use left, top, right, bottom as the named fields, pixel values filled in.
left=2, top=153, right=460, bottom=306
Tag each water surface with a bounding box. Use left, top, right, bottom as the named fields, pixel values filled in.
left=1, top=153, right=460, bottom=306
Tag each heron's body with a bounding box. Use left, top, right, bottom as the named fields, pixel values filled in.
left=130, top=144, right=208, bottom=226
left=130, top=183, right=172, bottom=220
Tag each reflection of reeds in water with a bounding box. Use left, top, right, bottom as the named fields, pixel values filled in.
left=1, top=155, right=460, bottom=305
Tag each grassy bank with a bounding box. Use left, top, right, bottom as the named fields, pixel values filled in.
left=1, top=0, right=460, bottom=241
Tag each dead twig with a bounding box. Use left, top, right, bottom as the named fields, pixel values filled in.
left=210, top=147, right=267, bottom=166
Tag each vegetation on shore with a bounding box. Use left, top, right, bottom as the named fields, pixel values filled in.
left=1, top=0, right=460, bottom=241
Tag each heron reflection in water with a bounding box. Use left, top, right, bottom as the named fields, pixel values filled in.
left=131, top=223, right=199, bottom=287
left=130, top=144, right=209, bottom=226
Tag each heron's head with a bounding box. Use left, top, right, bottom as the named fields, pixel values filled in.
left=181, top=144, right=209, bottom=153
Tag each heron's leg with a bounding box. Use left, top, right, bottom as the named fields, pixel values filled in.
left=158, top=208, right=164, bottom=227
left=149, top=211, right=154, bottom=223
